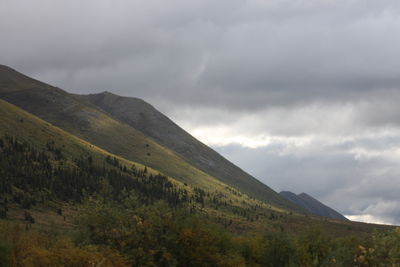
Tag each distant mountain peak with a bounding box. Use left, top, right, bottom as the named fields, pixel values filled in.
left=280, top=191, right=348, bottom=221
left=87, top=91, right=147, bottom=105
left=99, top=91, right=117, bottom=96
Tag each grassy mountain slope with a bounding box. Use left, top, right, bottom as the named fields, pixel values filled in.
left=0, top=69, right=226, bottom=191
left=0, top=98, right=301, bottom=233
left=0, top=64, right=299, bottom=211
left=0, top=98, right=159, bottom=176
left=0, top=87, right=243, bottom=196
left=77, top=91, right=295, bottom=208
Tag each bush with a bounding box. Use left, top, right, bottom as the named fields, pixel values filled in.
left=262, top=233, right=298, bottom=267
left=0, top=240, right=11, bottom=267
left=75, top=193, right=245, bottom=266
left=0, top=221, right=128, bottom=267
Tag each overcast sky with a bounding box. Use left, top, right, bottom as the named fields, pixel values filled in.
left=2, top=0, right=400, bottom=225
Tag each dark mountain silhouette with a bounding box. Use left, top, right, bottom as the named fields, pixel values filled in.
left=280, top=191, right=348, bottom=221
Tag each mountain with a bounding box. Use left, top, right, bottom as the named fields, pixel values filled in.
left=0, top=97, right=162, bottom=176
left=0, top=97, right=282, bottom=228
left=0, top=86, right=368, bottom=233
left=280, top=191, right=348, bottom=221
left=0, top=98, right=187, bottom=206
left=0, top=64, right=299, bottom=211
left=76, top=91, right=292, bottom=209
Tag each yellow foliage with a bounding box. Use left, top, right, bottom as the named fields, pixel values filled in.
left=0, top=221, right=128, bottom=267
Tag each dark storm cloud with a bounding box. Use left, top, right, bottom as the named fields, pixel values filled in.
left=2, top=0, right=400, bottom=224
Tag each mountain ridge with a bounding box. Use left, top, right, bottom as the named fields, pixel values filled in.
left=0, top=64, right=300, bottom=211
left=76, top=91, right=292, bottom=209
left=280, top=191, right=348, bottom=221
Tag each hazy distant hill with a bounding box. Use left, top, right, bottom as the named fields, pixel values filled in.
left=0, top=64, right=299, bottom=211
left=280, top=191, right=348, bottom=221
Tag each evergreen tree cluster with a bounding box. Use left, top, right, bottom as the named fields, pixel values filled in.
left=0, top=135, right=188, bottom=215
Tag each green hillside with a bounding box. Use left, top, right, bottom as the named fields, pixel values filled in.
left=77, top=91, right=293, bottom=210
left=0, top=72, right=221, bottom=189
left=0, top=98, right=159, bottom=175
left=0, top=98, right=296, bottom=227
left=0, top=97, right=177, bottom=197
left=0, top=64, right=299, bottom=211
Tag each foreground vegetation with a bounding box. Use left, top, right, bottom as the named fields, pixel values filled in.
left=1, top=193, right=400, bottom=266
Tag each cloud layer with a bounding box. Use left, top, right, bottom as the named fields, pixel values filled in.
left=2, top=0, right=400, bottom=224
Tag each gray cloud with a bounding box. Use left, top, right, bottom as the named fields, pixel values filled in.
left=2, top=0, right=400, bottom=224
left=214, top=140, right=400, bottom=224
left=3, top=0, right=400, bottom=110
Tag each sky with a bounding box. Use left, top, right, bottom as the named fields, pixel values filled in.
left=2, top=0, right=400, bottom=225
